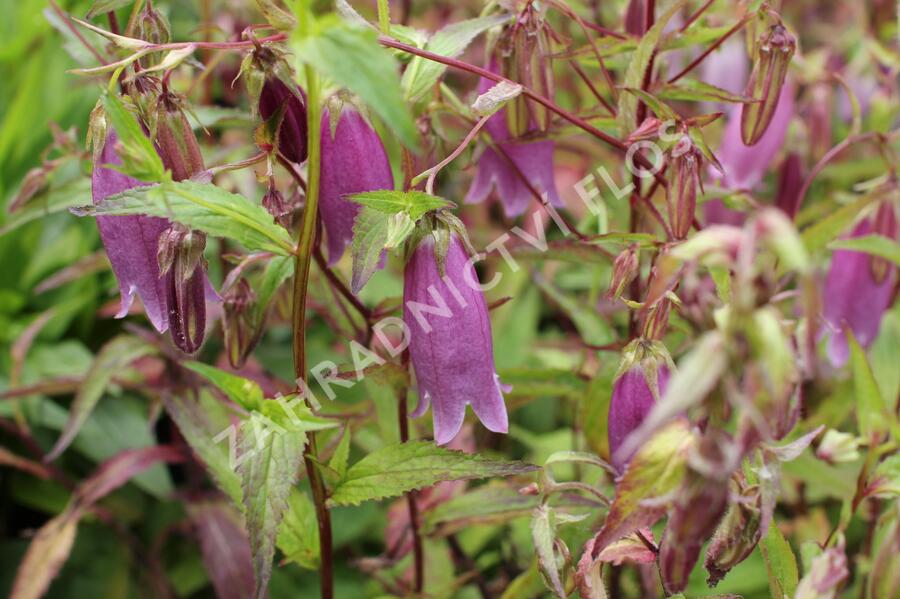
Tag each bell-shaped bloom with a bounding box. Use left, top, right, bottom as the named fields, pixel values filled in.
left=404, top=233, right=508, bottom=444
left=92, top=131, right=170, bottom=332
left=465, top=63, right=561, bottom=217
left=319, top=107, right=393, bottom=265
left=258, top=78, right=308, bottom=164
left=823, top=211, right=897, bottom=367
left=704, top=83, right=795, bottom=226
left=608, top=364, right=670, bottom=472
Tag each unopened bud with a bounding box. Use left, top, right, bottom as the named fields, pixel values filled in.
left=136, top=2, right=171, bottom=68
left=608, top=245, right=640, bottom=300
left=741, top=25, right=796, bottom=146
left=705, top=481, right=762, bottom=585
left=667, top=137, right=702, bottom=240
left=258, top=77, right=308, bottom=163
left=815, top=429, right=860, bottom=464
left=158, top=223, right=208, bottom=354
left=262, top=180, right=292, bottom=228
left=155, top=92, right=204, bottom=181
left=499, top=6, right=554, bottom=136
left=223, top=279, right=260, bottom=368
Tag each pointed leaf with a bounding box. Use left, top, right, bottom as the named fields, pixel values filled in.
left=185, top=362, right=265, bottom=411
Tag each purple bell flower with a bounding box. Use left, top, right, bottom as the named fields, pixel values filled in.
left=464, top=62, right=561, bottom=217
left=319, top=106, right=394, bottom=265
left=823, top=208, right=898, bottom=367
left=92, top=131, right=170, bottom=332
left=404, top=233, right=508, bottom=445
left=608, top=362, right=670, bottom=472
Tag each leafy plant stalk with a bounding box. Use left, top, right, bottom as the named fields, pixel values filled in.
left=290, top=65, right=334, bottom=599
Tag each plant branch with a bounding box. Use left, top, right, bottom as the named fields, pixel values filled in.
left=667, top=14, right=751, bottom=84
left=397, top=350, right=424, bottom=593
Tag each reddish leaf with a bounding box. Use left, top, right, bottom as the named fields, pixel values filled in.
left=189, top=502, right=256, bottom=599
left=75, top=445, right=184, bottom=508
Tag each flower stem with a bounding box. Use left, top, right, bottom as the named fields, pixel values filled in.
left=397, top=350, right=424, bottom=593
left=290, top=65, right=334, bottom=599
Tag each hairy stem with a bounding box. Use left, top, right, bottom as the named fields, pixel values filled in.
left=397, top=350, right=424, bottom=592
left=291, top=64, right=334, bottom=599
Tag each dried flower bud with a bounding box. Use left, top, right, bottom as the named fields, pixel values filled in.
left=262, top=180, right=291, bottom=228
left=155, top=92, right=204, bottom=181
left=741, top=25, right=796, bottom=146
left=607, top=245, right=640, bottom=300
left=158, top=223, right=208, bottom=353
left=259, top=77, right=308, bottom=164
left=705, top=479, right=763, bottom=586
left=667, top=137, right=702, bottom=240
left=815, top=429, right=861, bottom=464
left=223, top=279, right=260, bottom=368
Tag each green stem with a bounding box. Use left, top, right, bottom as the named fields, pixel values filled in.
left=291, top=65, right=334, bottom=599
left=377, top=0, right=391, bottom=33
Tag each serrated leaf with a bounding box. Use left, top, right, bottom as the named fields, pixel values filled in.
left=350, top=206, right=389, bottom=294
left=47, top=335, right=154, bottom=460
left=276, top=489, right=320, bottom=569
left=658, top=79, right=755, bottom=104
left=847, top=330, right=889, bottom=439
left=165, top=392, right=243, bottom=505
left=237, top=414, right=308, bottom=599
left=73, top=180, right=295, bottom=255
left=294, top=19, right=418, bottom=149
left=347, top=189, right=453, bottom=219
left=828, top=234, right=900, bottom=267
left=102, top=93, right=166, bottom=181
left=86, top=0, right=135, bottom=19
left=328, top=426, right=351, bottom=480
left=185, top=362, right=265, bottom=411
left=402, top=13, right=511, bottom=102
left=532, top=505, right=567, bottom=598
left=616, top=0, right=687, bottom=135
left=760, top=522, right=799, bottom=598
left=327, top=441, right=538, bottom=506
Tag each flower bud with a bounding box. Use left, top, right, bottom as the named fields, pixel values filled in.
left=624, top=0, right=647, bottom=35
left=667, top=137, right=702, bottom=239
left=705, top=479, right=763, bottom=586
left=795, top=537, right=848, bottom=599
left=815, top=429, right=861, bottom=464
left=223, top=279, right=260, bottom=368
left=262, top=180, right=292, bottom=228
left=155, top=92, right=205, bottom=181
left=741, top=24, right=796, bottom=146
left=158, top=223, right=208, bottom=353
left=404, top=232, right=508, bottom=445
left=774, top=152, right=804, bottom=219
left=136, top=1, right=171, bottom=68
left=607, top=245, right=640, bottom=300
left=608, top=341, right=671, bottom=472
left=259, top=77, right=308, bottom=164
left=498, top=5, right=554, bottom=136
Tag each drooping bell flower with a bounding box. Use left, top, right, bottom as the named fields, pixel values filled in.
left=465, top=60, right=561, bottom=217
left=259, top=77, right=308, bottom=164
left=774, top=152, right=804, bottom=219
left=319, top=105, right=394, bottom=265
left=404, top=231, right=508, bottom=445
left=608, top=342, right=671, bottom=472
left=623, top=0, right=646, bottom=35
left=823, top=203, right=898, bottom=367
left=92, top=131, right=170, bottom=332
left=741, top=24, right=796, bottom=146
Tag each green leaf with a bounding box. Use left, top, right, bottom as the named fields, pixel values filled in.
left=401, top=13, right=511, bottom=102
left=533, top=275, right=614, bottom=346
left=0, top=178, right=92, bottom=237
left=294, top=18, right=418, bottom=149
left=254, top=0, right=296, bottom=30
left=185, top=362, right=265, bottom=411
left=620, top=87, right=676, bottom=121
left=328, top=426, right=352, bottom=480
left=423, top=485, right=537, bottom=534
left=801, top=189, right=882, bottom=254
left=594, top=420, right=693, bottom=551
left=531, top=505, right=567, bottom=598
left=497, top=368, right=588, bottom=399
left=9, top=510, right=80, bottom=599
left=615, top=0, right=687, bottom=135
left=759, top=522, right=799, bottom=598
left=86, top=0, right=135, bottom=20
left=73, top=180, right=295, bottom=255
left=276, top=489, right=319, bottom=569
left=347, top=189, right=453, bottom=220
left=47, top=335, right=154, bottom=461
left=254, top=255, right=293, bottom=322
left=658, top=79, right=755, bottom=104
left=350, top=206, right=389, bottom=294
left=847, top=329, right=889, bottom=439
left=828, top=234, right=900, bottom=267
left=237, top=414, right=308, bottom=599
left=327, top=441, right=538, bottom=506
left=164, top=391, right=243, bottom=505
left=101, top=92, right=166, bottom=182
